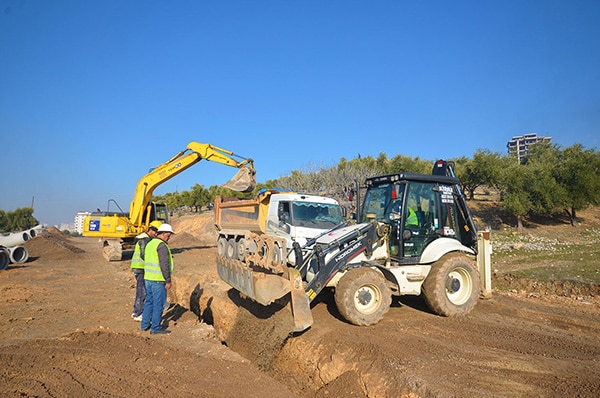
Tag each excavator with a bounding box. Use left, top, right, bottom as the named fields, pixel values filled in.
left=83, top=142, right=256, bottom=261
left=217, top=160, right=491, bottom=332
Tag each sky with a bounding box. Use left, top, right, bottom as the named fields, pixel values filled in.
left=1, top=0, right=599, bottom=227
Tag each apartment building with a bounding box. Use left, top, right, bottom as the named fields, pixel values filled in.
left=507, top=133, right=552, bottom=163
left=73, top=211, right=91, bottom=234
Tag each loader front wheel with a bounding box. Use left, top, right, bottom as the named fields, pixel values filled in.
left=334, top=267, right=391, bottom=326
left=422, top=253, right=480, bottom=317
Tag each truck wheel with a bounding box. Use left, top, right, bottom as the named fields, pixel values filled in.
left=334, top=267, right=391, bottom=326
left=422, top=253, right=480, bottom=316
left=236, top=238, right=246, bottom=261
left=225, top=238, right=237, bottom=259
left=217, top=237, right=227, bottom=257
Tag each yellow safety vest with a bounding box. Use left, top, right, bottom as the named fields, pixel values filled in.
left=130, top=237, right=150, bottom=270
left=144, top=238, right=173, bottom=282
left=405, top=207, right=418, bottom=227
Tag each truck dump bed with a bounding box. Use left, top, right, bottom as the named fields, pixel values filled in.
left=214, top=193, right=272, bottom=233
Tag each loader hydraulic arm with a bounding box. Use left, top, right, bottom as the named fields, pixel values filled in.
left=128, top=142, right=255, bottom=229
left=301, top=221, right=380, bottom=302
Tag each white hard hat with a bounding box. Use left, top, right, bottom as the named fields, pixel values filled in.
left=157, top=223, right=175, bottom=234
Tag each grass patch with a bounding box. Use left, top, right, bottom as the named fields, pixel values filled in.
left=493, top=241, right=600, bottom=283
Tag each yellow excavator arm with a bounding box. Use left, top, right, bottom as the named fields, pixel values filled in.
left=128, top=141, right=256, bottom=230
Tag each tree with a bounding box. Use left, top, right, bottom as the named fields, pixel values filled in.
left=524, top=142, right=566, bottom=215
left=1, top=207, right=38, bottom=232
left=188, top=184, right=211, bottom=212
left=459, top=150, right=508, bottom=200
left=555, top=144, right=600, bottom=225
left=500, top=163, right=532, bottom=231
left=0, top=210, right=6, bottom=232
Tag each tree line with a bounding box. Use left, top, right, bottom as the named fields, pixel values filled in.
left=0, top=207, right=38, bottom=233
left=151, top=142, right=600, bottom=230
left=3, top=142, right=595, bottom=233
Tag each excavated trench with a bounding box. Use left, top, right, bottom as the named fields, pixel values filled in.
left=171, top=270, right=424, bottom=398
left=165, top=213, right=600, bottom=398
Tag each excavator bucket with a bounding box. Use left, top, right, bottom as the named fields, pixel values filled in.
left=222, top=167, right=256, bottom=192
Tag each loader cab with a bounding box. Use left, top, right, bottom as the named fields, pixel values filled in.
left=362, top=173, right=465, bottom=262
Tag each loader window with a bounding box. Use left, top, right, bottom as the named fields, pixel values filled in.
left=438, top=184, right=460, bottom=239
left=399, top=182, right=440, bottom=258
left=361, top=183, right=396, bottom=222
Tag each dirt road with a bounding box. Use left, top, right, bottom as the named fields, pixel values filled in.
left=1, top=217, right=599, bottom=397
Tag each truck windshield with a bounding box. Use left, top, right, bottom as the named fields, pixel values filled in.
left=291, top=202, right=343, bottom=229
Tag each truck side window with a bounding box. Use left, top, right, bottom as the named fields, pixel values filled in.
left=278, top=202, right=291, bottom=223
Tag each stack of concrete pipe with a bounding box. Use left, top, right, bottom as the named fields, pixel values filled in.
left=0, top=225, right=43, bottom=270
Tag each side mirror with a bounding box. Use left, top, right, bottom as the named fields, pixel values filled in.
left=402, top=229, right=412, bottom=240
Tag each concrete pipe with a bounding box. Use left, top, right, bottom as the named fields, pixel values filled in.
left=30, top=225, right=44, bottom=238
left=9, top=246, right=29, bottom=264
left=0, top=247, right=9, bottom=270
left=0, top=230, right=31, bottom=247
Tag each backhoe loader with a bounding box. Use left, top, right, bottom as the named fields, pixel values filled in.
left=217, top=160, right=491, bottom=332
left=83, top=142, right=255, bottom=261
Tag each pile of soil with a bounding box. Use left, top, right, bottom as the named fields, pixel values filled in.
left=170, top=213, right=218, bottom=246
left=495, top=274, right=600, bottom=298
left=23, top=227, right=85, bottom=261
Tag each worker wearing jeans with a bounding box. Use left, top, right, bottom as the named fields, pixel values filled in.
left=130, top=220, right=162, bottom=321
left=141, top=224, right=175, bottom=335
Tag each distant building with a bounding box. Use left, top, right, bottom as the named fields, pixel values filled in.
left=507, top=133, right=552, bottom=163
left=59, top=223, right=74, bottom=232
left=74, top=211, right=91, bottom=234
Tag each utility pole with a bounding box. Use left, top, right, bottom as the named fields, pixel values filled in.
left=31, top=196, right=35, bottom=209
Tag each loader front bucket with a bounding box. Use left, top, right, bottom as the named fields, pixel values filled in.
left=222, top=167, right=256, bottom=193
left=217, top=258, right=314, bottom=332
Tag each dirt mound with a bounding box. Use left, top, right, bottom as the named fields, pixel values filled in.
left=170, top=212, right=218, bottom=247
left=0, top=329, right=294, bottom=398
left=23, top=227, right=85, bottom=261
left=495, top=274, right=600, bottom=298
left=169, top=231, right=204, bottom=249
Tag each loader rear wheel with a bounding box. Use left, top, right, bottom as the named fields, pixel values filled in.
left=335, top=267, right=391, bottom=326
left=422, top=253, right=480, bottom=317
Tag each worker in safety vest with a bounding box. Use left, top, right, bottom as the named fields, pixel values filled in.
left=405, top=207, right=419, bottom=227
left=141, top=223, right=175, bottom=335
left=389, top=200, right=419, bottom=227
left=130, top=220, right=162, bottom=321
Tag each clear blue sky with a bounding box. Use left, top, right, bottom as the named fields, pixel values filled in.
left=1, top=0, right=599, bottom=226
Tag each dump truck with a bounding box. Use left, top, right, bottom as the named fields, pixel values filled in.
left=214, top=189, right=344, bottom=266
left=217, top=160, right=491, bottom=332
left=83, top=141, right=256, bottom=261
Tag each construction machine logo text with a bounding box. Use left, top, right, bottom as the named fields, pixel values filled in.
left=335, top=239, right=363, bottom=263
